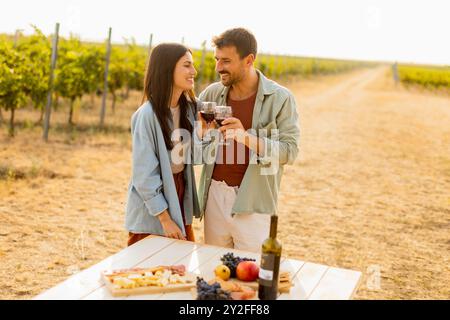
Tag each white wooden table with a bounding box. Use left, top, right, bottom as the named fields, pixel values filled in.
left=34, top=235, right=362, bottom=300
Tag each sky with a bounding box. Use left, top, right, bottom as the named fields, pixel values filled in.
left=1, top=0, right=449, bottom=65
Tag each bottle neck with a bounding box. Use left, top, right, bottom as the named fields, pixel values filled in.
left=269, top=215, right=278, bottom=238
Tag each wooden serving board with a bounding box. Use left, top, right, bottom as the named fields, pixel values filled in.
left=101, top=273, right=197, bottom=297
left=226, top=271, right=293, bottom=293
left=190, top=271, right=293, bottom=300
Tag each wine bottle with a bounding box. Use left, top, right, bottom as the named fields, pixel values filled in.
left=258, top=214, right=282, bottom=300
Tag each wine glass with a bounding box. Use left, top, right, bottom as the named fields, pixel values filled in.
left=199, top=101, right=216, bottom=124
left=214, top=106, right=233, bottom=146
left=214, top=106, right=232, bottom=126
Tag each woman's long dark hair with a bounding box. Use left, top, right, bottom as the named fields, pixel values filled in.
left=142, top=43, right=196, bottom=149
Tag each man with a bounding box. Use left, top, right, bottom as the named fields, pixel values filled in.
left=197, top=28, right=300, bottom=252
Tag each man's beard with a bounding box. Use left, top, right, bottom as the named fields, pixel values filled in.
left=219, top=72, right=239, bottom=87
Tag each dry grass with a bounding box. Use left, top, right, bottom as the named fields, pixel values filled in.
left=1, top=67, right=449, bottom=299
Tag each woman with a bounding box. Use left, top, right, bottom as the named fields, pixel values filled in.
left=125, top=43, right=200, bottom=246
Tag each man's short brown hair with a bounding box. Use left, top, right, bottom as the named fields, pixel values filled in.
left=212, top=28, right=257, bottom=59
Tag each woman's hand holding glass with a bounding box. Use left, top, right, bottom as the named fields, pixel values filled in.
left=197, top=101, right=217, bottom=139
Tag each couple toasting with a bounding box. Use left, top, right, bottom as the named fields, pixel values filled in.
left=125, top=28, right=300, bottom=253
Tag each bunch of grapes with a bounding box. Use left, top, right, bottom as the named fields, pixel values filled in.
left=220, top=252, right=256, bottom=278
left=196, top=277, right=232, bottom=300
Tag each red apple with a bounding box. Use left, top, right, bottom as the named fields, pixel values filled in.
left=236, top=261, right=259, bottom=282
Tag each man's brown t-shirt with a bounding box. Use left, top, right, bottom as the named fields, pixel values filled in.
left=211, top=92, right=257, bottom=187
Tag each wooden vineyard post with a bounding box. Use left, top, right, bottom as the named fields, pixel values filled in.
left=43, top=23, right=60, bottom=142
left=392, top=62, right=399, bottom=86
left=99, top=27, right=112, bottom=128
left=13, top=29, right=22, bottom=47
left=275, top=56, right=281, bottom=79
left=197, top=40, right=207, bottom=88
left=148, top=33, right=153, bottom=57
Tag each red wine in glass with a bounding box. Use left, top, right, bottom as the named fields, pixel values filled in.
left=200, top=102, right=216, bottom=124
left=214, top=106, right=232, bottom=127
left=200, top=111, right=215, bottom=123
left=215, top=106, right=232, bottom=146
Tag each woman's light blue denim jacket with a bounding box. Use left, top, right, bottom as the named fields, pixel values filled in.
left=124, top=100, right=200, bottom=236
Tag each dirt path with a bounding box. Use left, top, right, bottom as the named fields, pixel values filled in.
left=1, top=66, right=449, bottom=299
left=276, top=66, right=450, bottom=299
